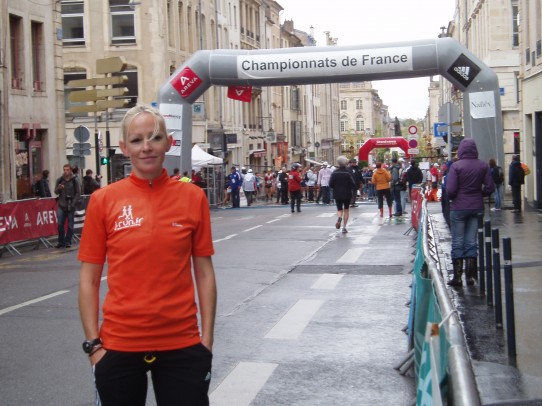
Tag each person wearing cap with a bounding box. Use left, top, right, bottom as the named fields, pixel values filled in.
left=242, top=168, right=257, bottom=206
left=288, top=163, right=303, bottom=213
left=228, top=166, right=242, bottom=208
left=330, top=156, right=356, bottom=233
left=316, top=161, right=332, bottom=204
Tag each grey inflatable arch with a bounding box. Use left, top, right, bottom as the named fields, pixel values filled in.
left=158, top=37, right=503, bottom=173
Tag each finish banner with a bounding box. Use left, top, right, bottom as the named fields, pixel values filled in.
left=0, top=198, right=59, bottom=245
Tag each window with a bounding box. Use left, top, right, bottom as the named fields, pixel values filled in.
left=340, top=115, right=348, bottom=132
left=61, top=0, right=85, bottom=46
left=356, top=99, right=362, bottom=110
left=356, top=115, right=364, bottom=132
left=31, top=21, right=45, bottom=91
left=511, top=3, right=519, bottom=47
left=291, top=87, right=300, bottom=110
left=110, top=0, right=136, bottom=45
left=112, top=67, right=138, bottom=108
left=9, top=14, right=23, bottom=89
left=340, top=100, right=347, bottom=110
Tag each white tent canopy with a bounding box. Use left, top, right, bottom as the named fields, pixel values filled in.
left=191, top=144, right=223, bottom=167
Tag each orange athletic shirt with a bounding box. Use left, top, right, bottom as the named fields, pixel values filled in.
left=78, top=169, right=214, bottom=352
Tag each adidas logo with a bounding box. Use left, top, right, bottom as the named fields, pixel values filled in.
left=454, top=66, right=471, bottom=81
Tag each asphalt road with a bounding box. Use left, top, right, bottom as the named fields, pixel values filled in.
left=0, top=202, right=417, bottom=405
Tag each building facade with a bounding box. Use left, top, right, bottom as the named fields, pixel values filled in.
left=1, top=0, right=65, bottom=202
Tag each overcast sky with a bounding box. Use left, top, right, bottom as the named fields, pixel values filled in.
left=277, top=0, right=456, bottom=120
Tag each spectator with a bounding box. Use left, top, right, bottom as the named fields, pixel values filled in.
left=405, top=160, right=424, bottom=197
left=83, top=169, right=100, bottom=195
left=329, top=156, right=356, bottom=233
left=229, top=166, right=242, bottom=208
left=171, top=168, right=181, bottom=180
left=508, top=155, right=525, bottom=213
left=54, top=163, right=81, bottom=248
left=242, top=168, right=257, bottom=206
left=305, top=166, right=317, bottom=202
left=278, top=166, right=289, bottom=205
left=316, top=162, right=332, bottom=204
left=389, top=157, right=403, bottom=216
left=78, top=104, right=216, bottom=405
left=347, top=159, right=362, bottom=207
left=446, top=139, right=494, bottom=287
left=489, top=158, right=504, bottom=211
left=35, top=169, right=52, bottom=198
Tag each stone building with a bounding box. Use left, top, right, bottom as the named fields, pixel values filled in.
left=0, top=0, right=65, bottom=201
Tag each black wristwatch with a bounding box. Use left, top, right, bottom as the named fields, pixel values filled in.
left=82, top=338, right=103, bottom=354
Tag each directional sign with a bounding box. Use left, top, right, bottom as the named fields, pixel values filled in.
left=96, top=57, right=127, bottom=74
left=68, top=104, right=102, bottom=113
left=67, top=76, right=128, bottom=87
left=69, top=87, right=128, bottom=102
left=96, top=99, right=128, bottom=109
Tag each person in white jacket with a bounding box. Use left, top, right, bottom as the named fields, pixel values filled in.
left=242, top=169, right=257, bottom=206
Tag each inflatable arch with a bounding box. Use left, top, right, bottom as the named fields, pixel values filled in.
left=158, top=37, right=503, bottom=173
left=358, top=137, right=410, bottom=161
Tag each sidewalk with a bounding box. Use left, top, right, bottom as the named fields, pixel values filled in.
left=428, top=203, right=542, bottom=404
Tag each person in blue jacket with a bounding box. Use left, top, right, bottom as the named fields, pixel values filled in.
left=228, top=166, right=243, bottom=208
left=446, top=139, right=494, bottom=287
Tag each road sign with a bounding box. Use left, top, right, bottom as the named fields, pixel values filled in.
left=73, top=142, right=92, bottom=156
left=69, top=87, right=128, bottom=102
left=74, top=126, right=90, bottom=142
left=408, top=125, right=418, bottom=135
left=438, top=102, right=460, bottom=123
left=408, top=148, right=419, bottom=155
left=433, top=122, right=447, bottom=137
left=96, top=57, right=127, bottom=74
left=67, top=76, right=128, bottom=87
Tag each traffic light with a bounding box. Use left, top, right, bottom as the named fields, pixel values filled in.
left=100, top=156, right=109, bottom=165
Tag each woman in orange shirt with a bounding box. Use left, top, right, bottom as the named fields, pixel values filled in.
left=78, top=104, right=217, bottom=405
left=371, top=162, right=393, bottom=217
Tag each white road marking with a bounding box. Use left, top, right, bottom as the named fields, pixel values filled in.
left=311, top=274, right=344, bottom=290
left=266, top=219, right=280, bottom=224
left=213, top=234, right=238, bottom=243
left=353, top=235, right=373, bottom=245
left=243, top=225, right=263, bottom=232
left=337, top=248, right=365, bottom=264
left=317, top=213, right=336, bottom=218
left=209, top=362, right=278, bottom=406
left=0, top=290, right=70, bottom=316
left=265, top=299, right=324, bottom=340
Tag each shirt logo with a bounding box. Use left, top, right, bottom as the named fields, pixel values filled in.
left=114, top=205, right=143, bottom=231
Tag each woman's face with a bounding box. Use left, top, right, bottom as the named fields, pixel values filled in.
left=119, top=112, right=172, bottom=180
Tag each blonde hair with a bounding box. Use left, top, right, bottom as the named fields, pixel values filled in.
left=121, top=104, right=167, bottom=143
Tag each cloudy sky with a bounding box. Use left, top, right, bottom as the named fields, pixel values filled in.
left=277, top=0, right=456, bottom=119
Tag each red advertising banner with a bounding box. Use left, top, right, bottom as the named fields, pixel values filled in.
left=410, top=187, right=423, bottom=232
left=0, top=198, right=58, bottom=245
